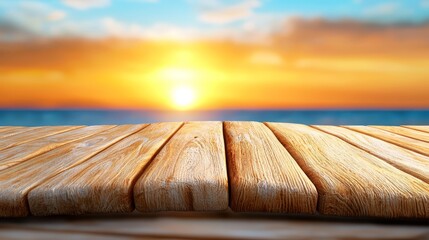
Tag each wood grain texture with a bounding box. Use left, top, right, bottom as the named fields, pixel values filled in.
left=0, top=126, right=23, bottom=133
left=0, top=124, right=144, bottom=217
left=224, top=121, right=317, bottom=213
left=403, top=125, right=429, bottom=133
left=0, top=127, right=36, bottom=138
left=314, top=125, right=429, bottom=184
left=134, top=121, right=228, bottom=211
left=0, top=126, right=80, bottom=151
left=0, top=125, right=113, bottom=171
left=28, top=122, right=182, bottom=216
left=266, top=122, right=429, bottom=218
left=345, top=126, right=429, bottom=157
left=372, top=126, right=429, bottom=143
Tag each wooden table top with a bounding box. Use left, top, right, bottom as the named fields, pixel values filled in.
left=0, top=122, right=428, bottom=219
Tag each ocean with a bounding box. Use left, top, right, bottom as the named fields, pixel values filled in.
left=0, top=109, right=428, bottom=126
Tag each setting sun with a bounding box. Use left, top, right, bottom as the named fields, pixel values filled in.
left=172, top=86, right=196, bottom=110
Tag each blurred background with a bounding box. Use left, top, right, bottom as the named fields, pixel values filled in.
left=0, top=0, right=428, bottom=125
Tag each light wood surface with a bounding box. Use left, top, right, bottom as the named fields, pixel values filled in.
left=0, top=122, right=429, bottom=219
left=0, top=125, right=112, bottom=171
left=28, top=122, right=182, bottom=216
left=0, top=126, right=80, bottom=151
left=134, top=121, right=228, bottom=211
left=224, top=121, right=317, bottom=213
left=403, top=125, right=429, bottom=133
left=266, top=122, right=429, bottom=218
left=345, top=126, right=429, bottom=156
left=315, top=125, right=429, bottom=184
left=0, top=126, right=37, bottom=138
left=0, top=126, right=24, bottom=133
left=0, top=125, right=144, bottom=217
left=372, top=126, right=429, bottom=143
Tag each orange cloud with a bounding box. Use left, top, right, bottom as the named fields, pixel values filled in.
left=1, top=19, right=429, bottom=109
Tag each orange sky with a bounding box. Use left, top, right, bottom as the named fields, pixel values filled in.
left=1, top=19, right=429, bottom=110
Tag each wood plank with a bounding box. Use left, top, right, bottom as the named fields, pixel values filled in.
left=314, top=125, right=429, bottom=184
left=224, top=121, right=317, bottom=213
left=266, top=122, right=429, bottom=218
left=134, top=121, right=228, bottom=211
left=345, top=126, right=429, bottom=157
left=0, top=124, right=145, bottom=217
left=371, top=126, right=429, bottom=143
left=0, top=126, right=22, bottom=133
left=403, top=125, right=429, bottom=133
left=0, top=125, right=114, bottom=171
left=0, top=126, right=36, bottom=138
left=28, top=122, right=182, bottom=216
left=0, top=125, right=81, bottom=151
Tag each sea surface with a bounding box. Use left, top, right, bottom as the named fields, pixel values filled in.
left=0, top=109, right=428, bottom=126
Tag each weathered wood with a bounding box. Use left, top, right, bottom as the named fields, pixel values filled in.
left=372, top=126, right=429, bottom=143
left=315, top=125, right=429, bottom=184
left=266, top=122, right=429, bottom=218
left=0, top=127, right=36, bottom=138
left=224, top=121, right=317, bottom=213
left=0, top=125, right=113, bottom=171
left=0, top=126, right=23, bottom=133
left=0, top=126, right=81, bottom=151
left=0, top=125, right=144, bottom=217
left=134, top=121, right=228, bottom=211
left=345, top=126, right=429, bottom=156
left=403, top=125, right=429, bottom=133
left=28, top=122, right=182, bottom=216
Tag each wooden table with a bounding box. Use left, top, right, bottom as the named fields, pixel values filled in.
left=0, top=122, right=428, bottom=238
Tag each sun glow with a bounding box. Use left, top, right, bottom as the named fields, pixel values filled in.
left=172, top=85, right=196, bottom=110
left=160, top=67, right=197, bottom=82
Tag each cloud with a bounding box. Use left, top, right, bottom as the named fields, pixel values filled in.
left=197, top=0, right=261, bottom=24
left=48, top=10, right=67, bottom=21
left=0, top=2, right=68, bottom=41
left=422, top=0, right=429, bottom=8
left=0, top=21, right=34, bottom=41
left=364, top=3, right=400, bottom=16
left=271, top=18, right=429, bottom=56
left=361, top=2, right=414, bottom=22
left=61, top=0, right=110, bottom=10
left=101, top=17, right=202, bottom=41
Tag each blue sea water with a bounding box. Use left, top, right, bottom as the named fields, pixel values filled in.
left=0, top=109, right=428, bottom=126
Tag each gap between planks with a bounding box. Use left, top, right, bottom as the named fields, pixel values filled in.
left=28, top=122, right=184, bottom=216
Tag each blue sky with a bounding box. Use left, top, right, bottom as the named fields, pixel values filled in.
left=0, top=0, right=428, bottom=41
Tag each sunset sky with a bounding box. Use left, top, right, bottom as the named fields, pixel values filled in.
left=1, top=0, right=429, bottom=110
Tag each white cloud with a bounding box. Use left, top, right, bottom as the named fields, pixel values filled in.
left=197, top=0, right=261, bottom=24
left=101, top=17, right=202, bottom=41
left=364, top=3, right=400, bottom=16
left=48, top=10, right=67, bottom=21
left=5, top=2, right=68, bottom=31
left=61, top=0, right=110, bottom=10
left=100, top=16, right=281, bottom=43
left=422, top=0, right=429, bottom=8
